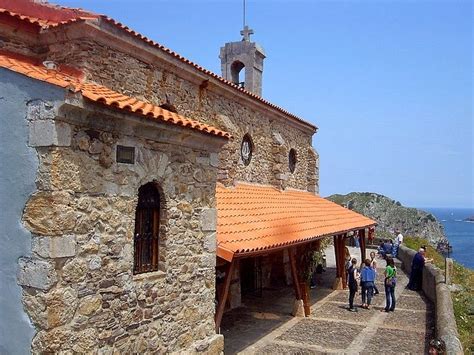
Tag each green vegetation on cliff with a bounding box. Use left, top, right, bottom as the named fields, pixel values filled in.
left=404, top=236, right=474, bottom=353
left=327, top=192, right=446, bottom=246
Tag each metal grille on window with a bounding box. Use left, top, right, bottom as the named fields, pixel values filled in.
left=134, top=182, right=160, bottom=274
left=289, top=148, right=297, bottom=173
left=241, top=134, right=253, bottom=166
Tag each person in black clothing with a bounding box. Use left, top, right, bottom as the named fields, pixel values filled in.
left=407, top=248, right=432, bottom=290
left=347, top=258, right=359, bottom=312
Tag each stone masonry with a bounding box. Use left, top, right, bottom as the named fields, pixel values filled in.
left=44, top=35, right=319, bottom=194
left=2, top=6, right=322, bottom=353
left=17, top=98, right=226, bottom=353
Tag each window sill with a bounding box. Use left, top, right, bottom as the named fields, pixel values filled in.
left=133, top=269, right=166, bottom=282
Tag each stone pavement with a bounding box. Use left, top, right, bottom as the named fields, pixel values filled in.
left=222, top=247, right=435, bottom=354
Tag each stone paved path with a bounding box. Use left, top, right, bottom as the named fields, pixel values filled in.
left=223, top=247, right=435, bottom=354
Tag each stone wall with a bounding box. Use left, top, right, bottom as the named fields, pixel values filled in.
left=398, top=246, right=463, bottom=354
left=46, top=37, right=318, bottom=192
left=0, top=69, right=63, bottom=354
left=17, top=95, right=224, bottom=353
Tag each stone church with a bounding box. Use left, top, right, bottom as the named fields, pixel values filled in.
left=0, top=0, right=375, bottom=353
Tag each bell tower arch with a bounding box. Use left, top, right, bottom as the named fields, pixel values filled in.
left=219, top=25, right=266, bottom=96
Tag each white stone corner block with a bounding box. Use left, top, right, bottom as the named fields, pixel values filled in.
left=272, top=131, right=285, bottom=146
left=196, top=156, right=210, bottom=166
left=27, top=99, right=56, bottom=121
left=17, top=257, right=58, bottom=290
left=209, top=153, right=219, bottom=168
left=29, top=120, right=71, bottom=147
left=32, top=235, right=76, bottom=259
left=201, top=208, right=217, bottom=232
left=203, top=232, right=217, bottom=253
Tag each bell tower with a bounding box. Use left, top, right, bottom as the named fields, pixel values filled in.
left=219, top=25, right=266, bottom=97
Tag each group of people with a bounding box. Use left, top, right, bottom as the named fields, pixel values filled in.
left=377, top=229, right=404, bottom=259
left=345, top=229, right=404, bottom=312
left=346, top=250, right=397, bottom=312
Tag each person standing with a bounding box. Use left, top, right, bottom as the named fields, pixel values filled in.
left=344, top=246, right=352, bottom=287
left=347, top=258, right=359, bottom=312
left=382, top=257, right=397, bottom=312
left=407, top=248, right=432, bottom=290
left=360, top=259, right=376, bottom=309
left=393, top=229, right=403, bottom=258
left=370, top=251, right=379, bottom=295
left=354, top=230, right=360, bottom=248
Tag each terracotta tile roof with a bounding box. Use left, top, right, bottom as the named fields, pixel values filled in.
left=100, top=16, right=317, bottom=132
left=0, top=0, right=99, bottom=26
left=0, top=0, right=317, bottom=132
left=0, top=52, right=231, bottom=139
left=216, top=183, right=376, bottom=261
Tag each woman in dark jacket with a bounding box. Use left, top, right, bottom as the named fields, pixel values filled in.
left=347, top=258, right=359, bottom=312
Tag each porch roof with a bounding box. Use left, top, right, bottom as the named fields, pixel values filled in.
left=216, top=183, right=376, bottom=261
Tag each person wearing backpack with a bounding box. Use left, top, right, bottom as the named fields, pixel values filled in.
left=382, top=257, right=397, bottom=312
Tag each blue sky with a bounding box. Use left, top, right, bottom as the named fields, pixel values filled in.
left=60, top=0, right=473, bottom=208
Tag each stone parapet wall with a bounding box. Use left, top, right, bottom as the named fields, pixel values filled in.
left=17, top=99, right=224, bottom=353
left=398, top=246, right=463, bottom=354
left=46, top=37, right=317, bottom=192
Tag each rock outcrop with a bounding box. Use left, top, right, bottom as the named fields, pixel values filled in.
left=326, top=192, right=447, bottom=246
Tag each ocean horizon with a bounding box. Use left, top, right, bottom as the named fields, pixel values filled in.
left=419, top=207, right=474, bottom=270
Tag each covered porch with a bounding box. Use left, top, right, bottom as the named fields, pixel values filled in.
left=214, top=183, right=377, bottom=335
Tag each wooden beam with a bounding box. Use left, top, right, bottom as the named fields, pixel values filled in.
left=215, top=259, right=235, bottom=333
left=289, top=247, right=302, bottom=300
left=359, top=228, right=366, bottom=262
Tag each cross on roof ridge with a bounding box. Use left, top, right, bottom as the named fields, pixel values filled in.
left=240, top=25, right=254, bottom=42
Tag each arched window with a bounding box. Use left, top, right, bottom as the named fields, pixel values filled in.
left=231, top=61, right=245, bottom=87
left=289, top=148, right=297, bottom=173
left=241, top=133, right=253, bottom=166
left=134, top=182, right=161, bottom=274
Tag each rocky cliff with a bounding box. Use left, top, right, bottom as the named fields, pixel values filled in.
left=326, top=192, right=447, bottom=246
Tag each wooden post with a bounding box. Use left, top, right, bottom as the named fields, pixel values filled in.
left=333, top=234, right=344, bottom=290
left=333, top=235, right=340, bottom=276
left=341, top=234, right=347, bottom=289
left=215, top=259, right=235, bottom=333
left=289, top=247, right=302, bottom=300
left=359, top=228, right=366, bottom=262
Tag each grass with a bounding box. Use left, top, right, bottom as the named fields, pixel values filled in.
left=404, top=236, right=474, bottom=353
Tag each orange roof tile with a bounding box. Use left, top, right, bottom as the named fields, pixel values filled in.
left=0, top=0, right=317, bottom=132
left=216, top=183, right=376, bottom=261
left=0, top=0, right=99, bottom=26
left=0, top=52, right=231, bottom=139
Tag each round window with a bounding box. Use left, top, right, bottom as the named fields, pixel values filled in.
left=241, top=134, right=253, bottom=166
left=289, top=148, right=297, bottom=173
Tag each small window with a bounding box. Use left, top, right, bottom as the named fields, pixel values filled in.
left=134, top=182, right=161, bottom=274
left=289, top=148, right=297, bottom=173
left=241, top=134, right=253, bottom=166
left=116, top=145, right=135, bottom=164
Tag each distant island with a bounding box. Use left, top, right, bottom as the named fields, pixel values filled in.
left=326, top=192, right=448, bottom=247
left=464, top=216, right=474, bottom=222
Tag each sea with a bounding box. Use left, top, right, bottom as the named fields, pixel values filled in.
left=422, top=207, right=474, bottom=270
